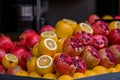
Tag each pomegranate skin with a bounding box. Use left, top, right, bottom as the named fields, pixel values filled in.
left=109, top=45, right=120, bottom=64
left=98, top=48, right=115, bottom=68
left=54, top=53, right=76, bottom=75
left=87, top=14, right=100, bottom=24
left=81, top=45, right=101, bottom=69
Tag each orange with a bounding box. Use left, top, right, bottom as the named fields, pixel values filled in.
left=57, top=38, right=66, bottom=53
left=36, top=55, right=54, bottom=75
left=108, top=21, right=120, bottom=31
left=29, top=71, right=41, bottom=78
left=15, top=70, right=28, bottom=77
left=2, top=54, right=18, bottom=69
left=92, top=65, right=109, bottom=75
left=32, top=42, right=40, bottom=57
left=42, top=73, right=57, bottom=79
left=40, top=31, right=58, bottom=42
left=27, top=57, right=37, bottom=72
left=108, top=67, right=118, bottom=73
left=58, top=75, right=73, bottom=80
left=84, top=70, right=97, bottom=77
left=102, top=15, right=113, bottom=20
left=75, top=22, right=93, bottom=34
left=55, top=20, right=74, bottom=39
left=72, top=72, right=86, bottom=79
left=38, top=38, right=57, bottom=57
left=115, top=63, right=120, bottom=72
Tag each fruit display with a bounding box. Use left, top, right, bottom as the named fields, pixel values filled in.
left=0, top=14, right=120, bottom=80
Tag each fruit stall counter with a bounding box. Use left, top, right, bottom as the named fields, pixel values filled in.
left=0, top=72, right=120, bottom=80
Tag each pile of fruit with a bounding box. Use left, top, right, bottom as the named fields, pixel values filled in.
left=0, top=14, right=120, bottom=80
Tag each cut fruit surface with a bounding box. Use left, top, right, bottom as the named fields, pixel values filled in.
left=108, top=21, right=120, bottom=31
left=36, top=55, right=54, bottom=75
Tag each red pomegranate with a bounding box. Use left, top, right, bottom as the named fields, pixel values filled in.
left=81, top=45, right=101, bottom=69
left=108, top=29, right=120, bottom=45
left=92, top=35, right=108, bottom=50
left=63, top=36, right=84, bottom=56
left=72, top=56, right=87, bottom=73
left=109, top=45, right=120, bottom=64
left=54, top=53, right=76, bottom=75
left=91, top=20, right=109, bottom=35
left=74, top=31, right=93, bottom=46
left=0, top=34, right=13, bottom=52
left=114, top=15, right=120, bottom=19
left=0, top=49, right=6, bottom=64
left=0, top=65, right=5, bottom=74
left=98, top=48, right=115, bottom=68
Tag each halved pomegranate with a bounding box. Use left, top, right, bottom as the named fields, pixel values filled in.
left=54, top=53, right=76, bottom=75
left=72, top=56, right=87, bottom=73
left=74, top=31, right=93, bottom=46
left=108, top=29, right=120, bottom=45
left=92, top=20, right=109, bottom=35
left=92, top=35, right=108, bottom=50
left=81, top=45, right=101, bottom=69
left=109, top=45, right=120, bottom=64
left=98, top=48, right=115, bottom=68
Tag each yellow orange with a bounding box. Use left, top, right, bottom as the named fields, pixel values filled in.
left=58, top=75, right=73, bottom=80
left=72, top=72, right=86, bottom=79
left=38, top=38, right=57, bottom=57
left=29, top=71, right=41, bottom=78
left=36, top=55, right=54, bottom=75
left=84, top=70, right=97, bottom=77
left=15, top=70, right=28, bottom=77
left=42, top=73, right=57, bottom=79
left=102, top=15, right=113, bottom=20
left=115, top=63, right=120, bottom=72
left=27, top=57, right=37, bottom=72
left=2, top=54, right=18, bottom=69
left=75, top=22, right=93, bottom=34
left=108, top=21, right=120, bottom=31
left=55, top=20, right=74, bottom=39
left=108, top=67, right=118, bottom=73
left=32, top=42, right=40, bottom=57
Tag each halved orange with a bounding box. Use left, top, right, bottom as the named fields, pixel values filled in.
left=75, top=22, right=93, bottom=34
left=38, top=38, right=57, bottom=57
left=32, top=42, right=40, bottom=57
left=36, top=55, right=54, bottom=75
left=108, top=21, right=120, bottom=31
left=40, top=31, right=58, bottom=42
left=2, top=54, right=18, bottom=69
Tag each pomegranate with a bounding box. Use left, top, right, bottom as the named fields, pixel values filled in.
left=74, top=31, right=93, bottom=46
left=114, top=15, right=120, bottom=19
left=81, top=45, right=101, bottom=69
left=19, top=29, right=37, bottom=39
left=86, top=14, right=100, bottom=24
left=0, top=34, right=13, bottom=52
left=0, top=48, right=6, bottom=64
left=72, top=56, right=86, bottom=73
left=108, top=29, right=120, bottom=45
left=38, top=25, right=55, bottom=35
left=63, top=36, right=84, bottom=56
left=54, top=53, right=76, bottom=75
left=6, top=65, right=22, bottom=75
left=98, top=48, right=115, bottom=68
left=19, top=51, right=32, bottom=70
left=92, top=35, right=108, bottom=50
left=0, top=65, right=5, bottom=74
left=25, top=34, right=40, bottom=49
left=91, top=20, right=109, bottom=35
left=109, top=45, right=120, bottom=64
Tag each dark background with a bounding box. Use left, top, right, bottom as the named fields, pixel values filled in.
left=0, top=0, right=119, bottom=33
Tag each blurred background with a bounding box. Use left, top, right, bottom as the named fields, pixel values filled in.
left=0, top=0, right=119, bottom=33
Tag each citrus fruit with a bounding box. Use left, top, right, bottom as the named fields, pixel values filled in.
left=2, top=54, right=18, bottom=69
left=84, top=70, right=97, bottom=77
left=115, top=63, right=120, bottom=72
left=15, top=70, right=28, bottom=76
left=58, top=75, right=73, bottom=80
left=62, top=18, right=77, bottom=30
left=32, top=42, right=40, bottom=57
left=102, top=15, right=113, bottom=20
left=75, top=22, right=93, bottom=34
left=55, top=20, right=74, bottom=39
left=57, top=38, right=66, bottom=53
left=108, top=21, right=120, bottom=31
left=42, top=73, right=57, bottom=79
left=108, top=67, right=118, bottom=73
left=27, top=56, right=37, bottom=72
left=40, top=31, right=58, bottom=42
left=92, top=65, right=109, bottom=75
left=36, top=55, right=54, bottom=75
left=72, top=72, right=86, bottom=79
left=38, top=38, right=57, bottom=57
left=29, top=71, right=41, bottom=78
